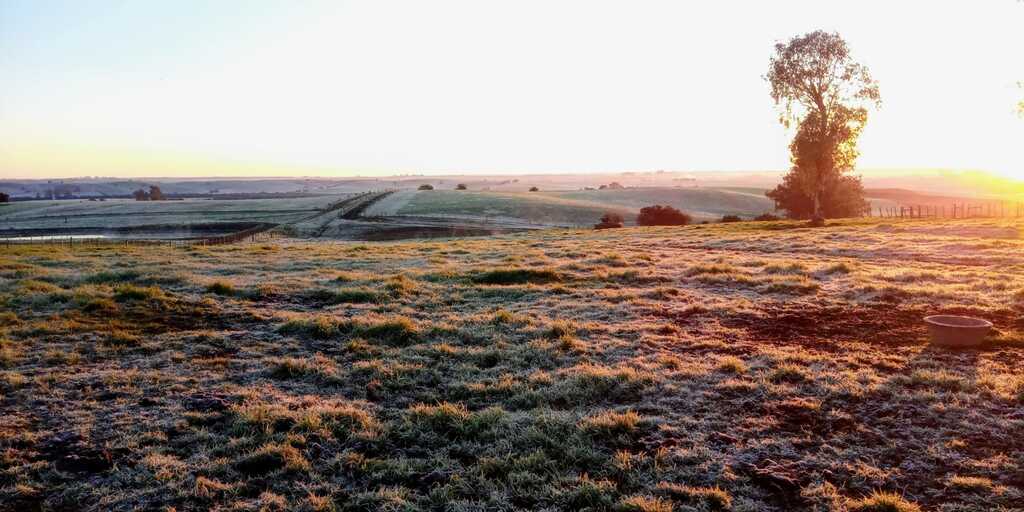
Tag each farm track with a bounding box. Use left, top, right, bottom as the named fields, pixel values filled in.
left=295, top=191, right=395, bottom=238
left=339, top=190, right=394, bottom=220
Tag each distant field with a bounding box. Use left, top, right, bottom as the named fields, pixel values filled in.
left=1, top=217, right=1021, bottom=510
left=388, top=187, right=777, bottom=226
left=393, top=190, right=634, bottom=227
left=551, top=187, right=775, bottom=219
left=0, top=196, right=345, bottom=233
left=1, top=187, right=775, bottom=236
left=3, top=186, right=1008, bottom=239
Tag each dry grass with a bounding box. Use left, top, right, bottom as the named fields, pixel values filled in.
left=0, top=217, right=1022, bottom=511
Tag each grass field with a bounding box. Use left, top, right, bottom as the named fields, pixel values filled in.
left=550, top=188, right=776, bottom=220
left=1, top=218, right=1022, bottom=511
left=388, top=187, right=777, bottom=227
left=0, top=196, right=347, bottom=233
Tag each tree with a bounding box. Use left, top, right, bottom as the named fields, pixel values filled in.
left=133, top=189, right=150, bottom=201
left=149, top=185, right=164, bottom=200
left=636, top=205, right=691, bottom=226
left=529, top=186, right=539, bottom=192
left=0, top=192, right=9, bottom=203
left=594, top=212, right=624, bottom=230
left=766, top=169, right=868, bottom=219
left=766, top=31, right=880, bottom=224
left=418, top=184, right=434, bottom=191
left=455, top=183, right=468, bottom=190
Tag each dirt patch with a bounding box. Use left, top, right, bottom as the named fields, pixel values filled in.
left=660, top=301, right=1020, bottom=348
left=726, top=302, right=929, bottom=346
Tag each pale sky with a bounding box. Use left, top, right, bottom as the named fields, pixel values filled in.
left=1, top=0, right=1022, bottom=179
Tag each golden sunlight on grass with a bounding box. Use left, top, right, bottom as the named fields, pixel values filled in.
left=0, top=217, right=1022, bottom=510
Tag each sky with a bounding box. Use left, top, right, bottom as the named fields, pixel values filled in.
left=1, top=0, right=1022, bottom=179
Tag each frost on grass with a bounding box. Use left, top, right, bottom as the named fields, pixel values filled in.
left=0, top=218, right=1022, bottom=510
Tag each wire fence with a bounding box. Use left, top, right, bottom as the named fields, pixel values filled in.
left=873, top=202, right=1024, bottom=219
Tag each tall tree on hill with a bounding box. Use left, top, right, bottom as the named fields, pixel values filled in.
left=765, top=31, right=880, bottom=224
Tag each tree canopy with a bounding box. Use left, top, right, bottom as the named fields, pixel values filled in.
left=594, top=212, right=624, bottom=230
left=636, top=205, right=691, bottom=226
left=765, top=31, right=879, bottom=222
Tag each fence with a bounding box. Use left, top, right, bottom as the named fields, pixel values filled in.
left=1, top=223, right=280, bottom=248
left=873, top=202, right=1024, bottom=219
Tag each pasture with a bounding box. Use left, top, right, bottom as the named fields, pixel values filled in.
left=366, top=187, right=778, bottom=227
left=0, top=217, right=1021, bottom=511
left=0, top=196, right=346, bottom=234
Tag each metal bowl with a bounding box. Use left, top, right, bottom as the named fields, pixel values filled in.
left=924, top=315, right=992, bottom=348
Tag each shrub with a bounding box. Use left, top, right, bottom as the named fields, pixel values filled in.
left=754, top=212, right=781, bottom=221
left=595, top=212, right=624, bottom=230
left=529, top=186, right=540, bottom=192
left=455, top=183, right=468, bottom=190
left=418, top=184, right=434, bottom=190
left=636, top=205, right=691, bottom=226
left=721, top=214, right=742, bottom=223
